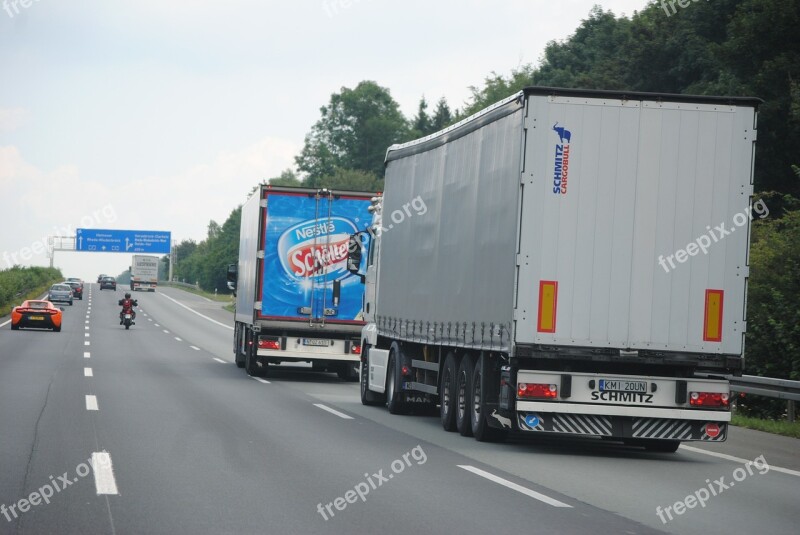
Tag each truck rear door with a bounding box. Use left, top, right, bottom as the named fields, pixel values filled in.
left=514, top=93, right=755, bottom=356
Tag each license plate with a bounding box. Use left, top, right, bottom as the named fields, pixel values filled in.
left=124, top=314, right=132, bottom=319
left=302, top=338, right=330, bottom=347
left=599, top=379, right=647, bottom=393
left=28, top=316, right=45, bottom=321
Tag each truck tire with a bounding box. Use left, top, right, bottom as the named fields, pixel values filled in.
left=234, top=325, right=246, bottom=368
left=385, top=348, right=406, bottom=414
left=360, top=348, right=385, bottom=406
left=337, top=363, right=359, bottom=382
left=440, top=352, right=458, bottom=431
left=471, top=354, right=508, bottom=442
left=456, top=354, right=475, bottom=437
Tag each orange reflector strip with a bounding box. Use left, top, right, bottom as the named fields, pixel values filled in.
left=703, top=290, right=724, bottom=342
left=537, top=281, right=558, bottom=333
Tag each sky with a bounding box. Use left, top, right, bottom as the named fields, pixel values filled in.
left=0, top=0, right=651, bottom=282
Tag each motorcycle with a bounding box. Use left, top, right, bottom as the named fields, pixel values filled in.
left=118, top=299, right=139, bottom=329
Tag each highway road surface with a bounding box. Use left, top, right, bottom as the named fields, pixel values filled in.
left=1, top=285, right=798, bottom=534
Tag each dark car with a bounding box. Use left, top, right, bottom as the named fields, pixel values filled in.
left=99, top=276, right=117, bottom=290
left=65, top=281, right=83, bottom=300
left=97, top=274, right=108, bottom=283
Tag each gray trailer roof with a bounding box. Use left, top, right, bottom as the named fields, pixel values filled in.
left=385, top=86, right=761, bottom=164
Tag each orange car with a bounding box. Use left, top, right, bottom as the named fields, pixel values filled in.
left=11, top=300, right=63, bottom=332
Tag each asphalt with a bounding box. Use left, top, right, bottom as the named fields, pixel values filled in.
left=0, top=284, right=797, bottom=535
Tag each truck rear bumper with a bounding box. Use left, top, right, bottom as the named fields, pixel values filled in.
left=515, top=402, right=728, bottom=441
left=257, top=349, right=359, bottom=362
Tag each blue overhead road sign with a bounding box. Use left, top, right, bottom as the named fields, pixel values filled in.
left=75, top=229, right=171, bottom=254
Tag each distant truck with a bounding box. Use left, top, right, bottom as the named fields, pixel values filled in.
left=130, top=254, right=159, bottom=292
left=227, top=186, right=375, bottom=379
left=349, top=87, right=760, bottom=452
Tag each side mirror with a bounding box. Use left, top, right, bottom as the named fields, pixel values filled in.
left=347, top=235, right=362, bottom=275
left=227, top=263, right=238, bottom=285
left=59, top=307, right=65, bottom=311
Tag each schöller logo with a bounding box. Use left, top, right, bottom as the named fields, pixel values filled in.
left=552, top=123, right=572, bottom=195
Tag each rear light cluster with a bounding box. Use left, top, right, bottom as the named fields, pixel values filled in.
left=689, top=391, right=730, bottom=407
left=518, top=383, right=558, bottom=399
left=351, top=343, right=361, bottom=355
left=258, top=338, right=281, bottom=350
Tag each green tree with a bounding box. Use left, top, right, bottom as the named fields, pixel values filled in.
left=310, top=168, right=383, bottom=192
left=430, top=97, right=454, bottom=132
left=412, top=96, right=432, bottom=137
left=268, top=169, right=302, bottom=187
left=295, top=81, right=409, bottom=182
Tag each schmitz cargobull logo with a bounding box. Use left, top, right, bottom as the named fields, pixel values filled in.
left=277, top=217, right=358, bottom=280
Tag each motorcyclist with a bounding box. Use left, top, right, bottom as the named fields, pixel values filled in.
left=118, top=292, right=138, bottom=325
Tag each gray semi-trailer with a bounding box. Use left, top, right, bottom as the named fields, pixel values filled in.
left=350, top=87, right=760, bottom=451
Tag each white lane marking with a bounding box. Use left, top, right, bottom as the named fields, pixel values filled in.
left=158, top=292, right=234, bottom=330
left=680, top=445, right=800, bottom=478
left=252, top=377, right=270, bottom=384
left=85, top=320, right=90, bottom=324
left=84, top=368, right=93, bottom=377
left=147, top=318, right=152, bottom=322
left=0, top=319, right=10, bottom=328
left=313, top=403, right=354, bottom=420
left=155, top=323, right=160, bottom=327
left=143, top=313, right=148, bottom=317
left=84, top=352, right=90, bottom=359
left=92, top=452, right=119, bottom=495
left=458, top=465, right=572, bottom=508
left=175, top=337, right=182, bottom=342
left=84, top=333, right=90, bottom=337
left=85, top=326, right=90, bottom=330
left=163, top=329, right=170, bottom=334
left=190, top=346, right=200, bottom=351
left=84, top=341, right=90, bottom=346
left=213, top=358, right=227, bottom=364
left=85, top=395, right=99, bottom=411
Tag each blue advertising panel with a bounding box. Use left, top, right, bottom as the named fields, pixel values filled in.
left=76, top=229, right=171, bottom=254
left=260, top=193, right=371, bottom=322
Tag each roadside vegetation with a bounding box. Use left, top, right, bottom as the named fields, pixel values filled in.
left=0, top=266, right=63, bottom=317
left=732, top=414, right=800, bottom=439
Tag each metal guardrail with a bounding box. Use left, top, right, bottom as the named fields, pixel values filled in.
left=730, top=375, right=800, bottom=402
left=728, top=375, right=800, bottom=422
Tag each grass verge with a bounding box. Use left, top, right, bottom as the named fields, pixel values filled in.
left=159, top=282, right=234, bottom=303
left=0, top=279, right=62, bottom=317
left=731, top=414, right=800, bottom=439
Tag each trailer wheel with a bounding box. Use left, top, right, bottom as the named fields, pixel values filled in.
left=386, top=347, right=407, bottom=414
left=360, top=347, right=385, bottom=406
left=456, top=354, right=475, bottom=437
left=471, top=354, right=507, bottom=442
left=234, top=326, right=246, bottom=369
left=440, top=352, right=458, bottom=431
left=337, top=363, right=359, bottom=382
